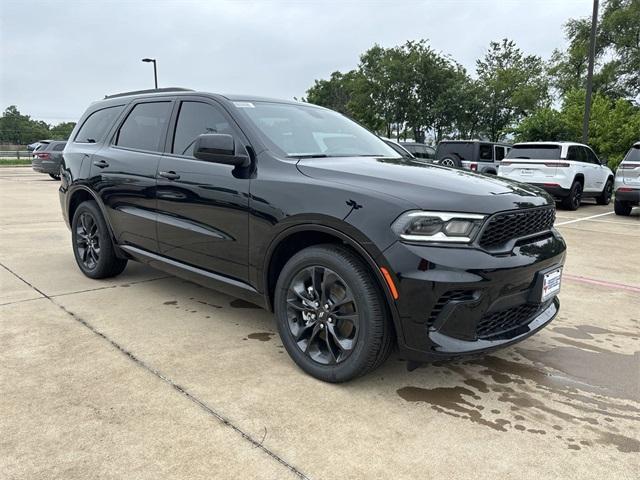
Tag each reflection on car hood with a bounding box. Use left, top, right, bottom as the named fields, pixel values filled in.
left=297, top=156, right=553, bottom=214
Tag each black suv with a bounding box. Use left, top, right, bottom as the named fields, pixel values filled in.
left=59, top=88, right=566, bottom=382
left=436, top=140, right=511, bottom=174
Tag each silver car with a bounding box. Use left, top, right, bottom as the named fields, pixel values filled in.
left=613, top=142, right=640, bottom=216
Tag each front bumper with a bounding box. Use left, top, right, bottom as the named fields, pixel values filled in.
left=382, top=230, right=566, bottom=362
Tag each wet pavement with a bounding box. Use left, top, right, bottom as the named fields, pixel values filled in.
left=1, top=167, right=638, bottom=479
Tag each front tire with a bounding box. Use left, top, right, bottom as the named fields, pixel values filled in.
left=614, top=199, right=633, bottom=216
left=274, top=244, right=393, bottom=383
left=561, top=180, right=583, bottom=210
left=72, top=201, right=127, bottom=279
left=596, top=178, right=613, bottom=205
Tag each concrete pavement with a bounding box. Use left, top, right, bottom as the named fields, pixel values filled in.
left=1, top=167, right=638, bottom=479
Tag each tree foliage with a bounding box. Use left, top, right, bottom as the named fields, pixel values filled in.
left=0, top=106, right=76, bottom=145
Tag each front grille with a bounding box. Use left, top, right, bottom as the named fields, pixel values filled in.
left=427, top=290, right=476, bottom=327
left=476, top=303, right=540, bottom=339
left=479, top=206, right=555, bottom=250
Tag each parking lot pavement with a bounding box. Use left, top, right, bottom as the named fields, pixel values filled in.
left=2, top=167, right=639, bottom=480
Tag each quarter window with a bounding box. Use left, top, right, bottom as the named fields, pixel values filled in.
left=172, top=101, right=233, bottom=156
left=53, top=143, right=66, bottom=151
left=116, top=102, right=172, bottom=152
left=479, top=144, right=493, bottom=160
left=75, top=105, right=124, bottom=143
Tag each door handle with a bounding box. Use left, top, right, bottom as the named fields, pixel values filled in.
left=159, top=171, right=180, bottom=180
left=93, top=159, right=109, bottom=168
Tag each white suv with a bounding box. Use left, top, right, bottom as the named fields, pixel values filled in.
left=498, top=142, right=614, bottom=210
left=613, top=141, right=640, bottom=216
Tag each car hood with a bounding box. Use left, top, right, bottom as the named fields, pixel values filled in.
left=297, top=156, right=552, bottom=213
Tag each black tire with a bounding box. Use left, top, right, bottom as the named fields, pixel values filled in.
left=561, top=179, right=583, bottom=210
left=596, top=178, right=613, bottom=205
left=614, top=199, right=632, bottom=216
left=274, top=244, right=393, bottom=383
left=49, top=173, right=60, bottom=180
left=71, top=201, right=127, bottom=279
left=439, top=155, right=462, bottom=168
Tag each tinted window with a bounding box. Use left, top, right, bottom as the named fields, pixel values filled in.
left=567, top=146, right=587, bottom=162
left=236, top=102, right=397, bottom=158
left=623, top=145, right=640, bottom=162
left=75, top=105, right=124, bottom=143
left=173, top=102, right=233, bottom=156
left=585, top=147, right=599, bottom=164
left=52, top=143, right=66, bottom=151
left=436, top=142, right=474, bottom=160
left=506, top=144, right=561, bottom=160
left=384, top=140, right=412, bottom=158
left=34, top=142, right=50, bottom=151
left=116, top=102, right=171, bottom=152
left=479, top=144, right=493, bottom=160
left=495, top=146, right=505, bottom=161
left=425, top=146, right=436, bottom=159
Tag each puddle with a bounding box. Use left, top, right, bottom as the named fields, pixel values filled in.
left=518, top=347, right=639, bottom=402
left=230, top=299, right=260, bottom=309
left=247, top=332, right=274, bottom=342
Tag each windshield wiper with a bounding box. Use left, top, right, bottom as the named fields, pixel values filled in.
left=286, top=153, right=329, bottom=158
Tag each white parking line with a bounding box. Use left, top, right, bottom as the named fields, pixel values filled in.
left=555, top=211, right=615, bottom=226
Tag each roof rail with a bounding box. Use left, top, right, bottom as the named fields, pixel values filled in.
left=104, top=87, right=194, bottom=99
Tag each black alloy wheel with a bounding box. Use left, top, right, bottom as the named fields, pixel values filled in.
left=562, top=180, right=582, bottom=210
left=285, top=265, right=359, bottom=365
left=71, top=200, right=127, bottom=279
left=596, top=179, right=613, bottom=205
left=75, top=212, right=101, bottom=270
left=274, top=244, right=393, bottom=382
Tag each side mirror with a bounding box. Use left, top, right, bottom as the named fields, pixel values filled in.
left=193, top=134, right=250, bottom=167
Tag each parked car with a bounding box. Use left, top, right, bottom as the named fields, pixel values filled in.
left=399, top=142, right=436, bottom=161
left=380, top=137, right=415, bottom=159
left=59, top=88, right=566, bottom=382
left=613, top=141, right=640, bottom=216
left=32, top=140, right=66, bottom=180
left=435, top=140, right=510, bottom=174
left=498, top=142, right=614, bottom=211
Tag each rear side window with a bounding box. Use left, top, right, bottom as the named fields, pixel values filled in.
left=75, top=105, right=124, bottom=143
left=172, top=101, right=233, bottom=156
left=53, top=143, right=66, bottom=151
left=479, top=144, right=493, bottom=160
left=623, top=145, right=640, bottom=162
left=567, top=146, right=587, bottom=162
left=116, top=102, right=172, bottom=152
left=506, top=145, right=561, bottom=160
left=495, top=146, right=506, bottom=161
left=35, top=142, right=51, bottom=151
left=585, top=148, right=599, bottom=164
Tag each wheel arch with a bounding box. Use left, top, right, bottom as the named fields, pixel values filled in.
left=67, top=186, right=119, bottom=246
left=574, top=173, right=585, bottom=185
left=262, top=224, right=403, bottom=347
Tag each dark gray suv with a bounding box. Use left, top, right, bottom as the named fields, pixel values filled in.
left=32, top=140, right=66, bottom=180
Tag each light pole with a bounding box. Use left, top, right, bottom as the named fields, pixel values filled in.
left=582, top=0, right=599, bottom=143
left=141, top=58, right=158, bottom=89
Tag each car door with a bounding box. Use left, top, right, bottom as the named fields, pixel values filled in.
left=585, top=147, right=607, bottom=192
left=90, top=100, right=173, bottom=253
left=155, top=97, right=250, bottom=282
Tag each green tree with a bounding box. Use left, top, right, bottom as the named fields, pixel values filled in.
left=0, top=106, right=50, bottom=144
left=513, top=108, right=574, bottom=142
left=549, top=0, right=640, bottom=99
left=50, top=122, right=76, bottom=140
left=475, top=39, right=550, bottom=141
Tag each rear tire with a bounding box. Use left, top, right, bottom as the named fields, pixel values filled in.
left=561, top=180, right=582, bottom=210
left=596, top=178, right=613, bottom=205
left=439, top=155, right=462, bottom=168
left=71, top=201, right=127, bottom=279
left=614, top=199, right=633, bottom=216
left=274, top=244, right=393, bottom=383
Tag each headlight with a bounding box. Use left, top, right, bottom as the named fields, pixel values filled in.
left=391, top=211, right=486, bottom=243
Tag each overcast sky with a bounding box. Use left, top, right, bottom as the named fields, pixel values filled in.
left=1, top=0, right=592, bottom=124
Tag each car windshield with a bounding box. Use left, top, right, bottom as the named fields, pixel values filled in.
left=623, top=145, right=640, bottom=162
left=235, top=101, right=398, bottom=158
left=506, top=144, right=561, bottom=160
